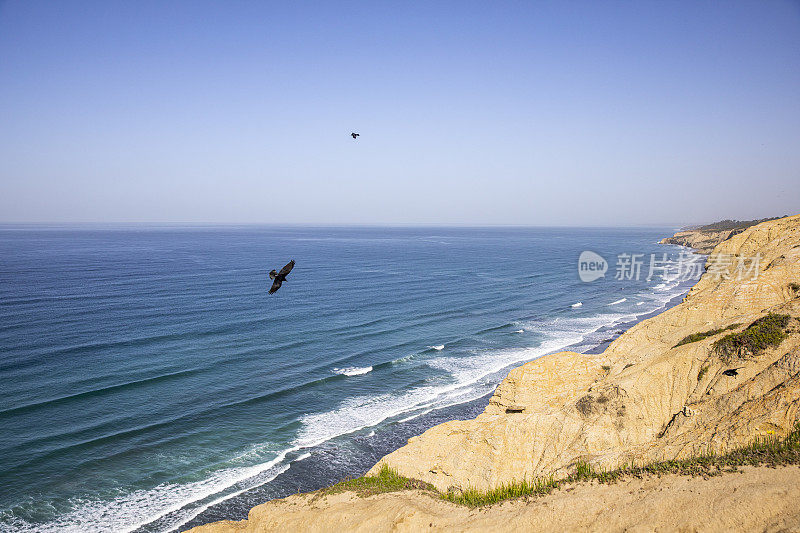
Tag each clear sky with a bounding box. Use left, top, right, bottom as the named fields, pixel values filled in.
left=1, top=1, right=798, bottom=226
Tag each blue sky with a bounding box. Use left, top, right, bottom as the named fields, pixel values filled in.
left=1, top=1, right=798, bottom=225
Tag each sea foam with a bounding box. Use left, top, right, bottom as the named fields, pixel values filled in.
left=333, top=366, right=373, bottom=376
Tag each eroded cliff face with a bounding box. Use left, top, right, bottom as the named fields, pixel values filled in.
left=367, top=215, right=800, bottom=491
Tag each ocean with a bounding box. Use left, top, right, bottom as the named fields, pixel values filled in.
left=0, top=226, right=695, bottom=532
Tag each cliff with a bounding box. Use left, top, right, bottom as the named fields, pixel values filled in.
left=658, top=228, right=740, bottom=253
left=369, top=214, right=800, bottom=490
left=189, top=214, right=800, bottom=532
left=659, top=216, right=783, bottom=253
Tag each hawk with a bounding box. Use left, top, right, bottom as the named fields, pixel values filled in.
left=268, top=260, right=295, bottom=294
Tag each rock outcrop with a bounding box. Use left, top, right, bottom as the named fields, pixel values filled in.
left=659, top=228, right=740, bottom=253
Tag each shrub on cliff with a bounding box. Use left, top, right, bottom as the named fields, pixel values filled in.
left=674, top=323, right=740, bottom=347
left=713, top=313, right=791, bottom=363
left=690, top=216, right=784, bottom=232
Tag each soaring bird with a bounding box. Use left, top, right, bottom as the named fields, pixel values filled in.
left=268, top=260, right=295, bottom=294
left=351, top=132, right=360, bottom=139
left=722, top=367, right=743, bottom=377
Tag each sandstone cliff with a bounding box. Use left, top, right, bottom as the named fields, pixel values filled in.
left=659, top=216, right=783, bottom=253
left=369, top=214, right=800, bottom=491
left=190, top=215, right=800, bottom=532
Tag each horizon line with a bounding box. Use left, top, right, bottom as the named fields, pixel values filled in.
left=0, top=221, right=689, bottom=230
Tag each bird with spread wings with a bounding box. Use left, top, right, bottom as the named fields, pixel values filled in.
left=268, top=260, right=295, bottom=294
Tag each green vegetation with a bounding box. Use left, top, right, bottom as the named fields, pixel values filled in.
left=318, top=425, right=800, bottom=508
left=601, top=365, right=611, bottom=371
left=688, top=217, right=784, bottom=232
left=441, top=475, right=560, bottom=506
left=713, top=313, right=791, bottom=363
left=441, top=423, right=800, bottom=507
left=318, top=464, right=434, bottom=499
left=697, top=365, right=709, bottom=380
left=674, top=323, right=740, bottom=348
left=789, top=282, right=800, bottom=293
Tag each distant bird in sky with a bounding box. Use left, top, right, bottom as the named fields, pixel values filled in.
left=722, top=367, right=743, bottom=377
left=351, top=132, right=360, bottom=139
left=268, top=260, right=295, bottom=294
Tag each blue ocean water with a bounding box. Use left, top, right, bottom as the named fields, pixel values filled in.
left=0, top=226, right=694, bottom=532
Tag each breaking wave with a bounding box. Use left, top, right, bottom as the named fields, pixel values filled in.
left=332, top=366, right=373, bottom=376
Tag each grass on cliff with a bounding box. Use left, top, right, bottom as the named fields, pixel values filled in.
left=440, top=422, right=800, bottom=507
left=713, top=313, right=791, bottom=363
left=674, top=323, right=740, bottom=348
left=317, top=464, right=434, bottom=499
left=318, top=425, right=800, bottom=508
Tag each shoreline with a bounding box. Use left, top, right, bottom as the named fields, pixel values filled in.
left=365, top=214, right=800, bottom=487
left=187, top=215, right=800, bottom=532
left=180, top=281, right=695, bottom=530
left=180, top=242, right=703, bottom=531
left=1, top=227, right=695, bottom=533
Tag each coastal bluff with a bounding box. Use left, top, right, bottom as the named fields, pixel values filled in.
left=659, top=227, right=739, bottom=254
left=659, top=216, right=784, bottom=253
left=189, top=214, right=800, bottom=532
left=369, top=214, right=800, bottom=490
